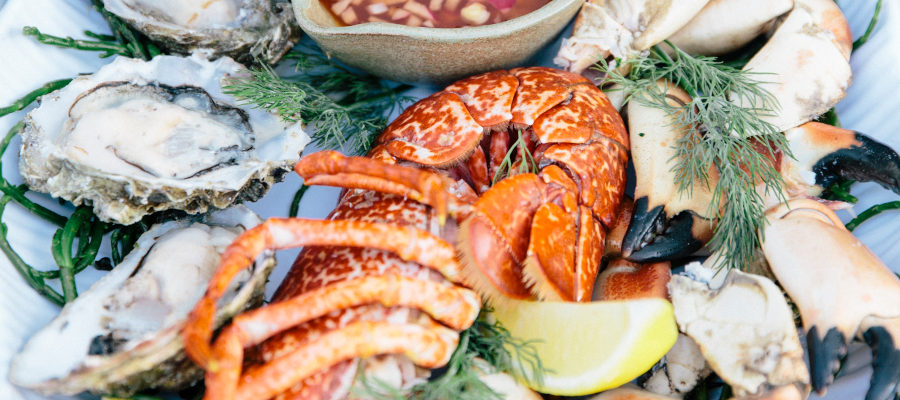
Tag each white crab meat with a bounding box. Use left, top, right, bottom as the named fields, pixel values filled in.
left=669, top=262, right=809, bottom=397
left=554, top=0, right=709, bottom=74
left=473, top=358, right=543, bottom=400
left=643, top=334, right=710, bottom=396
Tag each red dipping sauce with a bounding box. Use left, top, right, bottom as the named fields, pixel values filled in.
left=322, top=0, right=551, bottom=28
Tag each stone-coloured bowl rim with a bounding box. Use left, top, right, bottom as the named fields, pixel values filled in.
left=293, top=0, right=583, bottom=41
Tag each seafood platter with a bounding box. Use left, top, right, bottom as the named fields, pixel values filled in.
left=1, top=0, right=899, bottom=399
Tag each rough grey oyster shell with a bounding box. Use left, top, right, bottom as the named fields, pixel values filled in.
left=103, top=0, right=300, bottom=63
left=9, top=206, right=275, bottom=396
left=19, top=54, right=309, bottom=225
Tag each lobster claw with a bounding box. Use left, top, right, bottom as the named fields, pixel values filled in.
left=784, top=122, right=900, bottom=196
left=761, top=199, right=900, bottom=400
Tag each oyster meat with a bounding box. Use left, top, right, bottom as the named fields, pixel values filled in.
left=19, top=54, right=309, bottom=225
left=9, top=206, right=276, bottom=396
left=103, top=0, right=300, bottom=63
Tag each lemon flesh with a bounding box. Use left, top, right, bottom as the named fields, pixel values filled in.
left=490, top=298, right=677, bottom=396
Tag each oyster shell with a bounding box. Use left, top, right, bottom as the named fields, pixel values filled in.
left=102, top=0, right=300, bottom=63
left=19, top=54, right=309, bottom=225
left=9, top=206, right=275, bottom=396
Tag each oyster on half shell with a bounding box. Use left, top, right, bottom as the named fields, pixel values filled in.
left=103, top=0, right=300, bottom=63
left=9, top=206, right=275, bottom=396
left=20, top=54, right=309, bottom=225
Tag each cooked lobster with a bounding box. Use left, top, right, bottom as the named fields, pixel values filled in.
left=182, top=66, right=630, bottom=399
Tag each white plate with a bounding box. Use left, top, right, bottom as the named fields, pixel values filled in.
left=0, top=0, right=897, bottom=399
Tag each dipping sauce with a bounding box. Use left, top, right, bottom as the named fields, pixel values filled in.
left=322, top=0, right=551, bottom=28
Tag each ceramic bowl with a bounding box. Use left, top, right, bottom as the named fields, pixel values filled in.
left=291, top=0, right=583, bottom=83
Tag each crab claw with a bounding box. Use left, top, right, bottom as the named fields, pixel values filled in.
left=861, top=316, right=900, bottom=400
left=761, top=199, right=900, bottom=400
left=624, top=85, right=900, bottom=263
left=783, top=122, right=900, bottom=196
left=621, top=197, right=708, bottom=262
left=736, top=0, right=852, bottom=131
left=621, top=81, right=714, bottom=263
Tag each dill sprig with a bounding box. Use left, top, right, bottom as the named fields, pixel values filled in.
left=467, top=306, right=546, bottom=385
left=599, top=41, right=791, bottom=270
left=284, top=46, right=405, bottom=105
left=492, top=132, right=539, bottom=184
left=353, top=308, right=546, bottom=399
left=224, top=48, right=413, bottom=155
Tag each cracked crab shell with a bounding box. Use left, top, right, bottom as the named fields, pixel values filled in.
left=19, top=54, right=309, bottom=225
left=8, top=206, right=276, bottom=396
left=102, top=0, right=300, bottom=63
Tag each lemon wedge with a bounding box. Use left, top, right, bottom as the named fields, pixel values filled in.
left=490, top=298, right=677, bottom=396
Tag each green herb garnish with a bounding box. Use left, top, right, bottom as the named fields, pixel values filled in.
left=0, top=78, right=72, bottom=119
left=23, top=0, right=159, bottom=60
left=224, top=48, right=413, bottom=155
left=815, top=107, right=842, bottom=128
left=845, top=200, right=900, bottom=232
left=491, top=132, right=539, bottom=185
left=23, top=26, right=135, bottom=59
left=599, top=41, right=791, bottom=270
left=821, top=179, right=857, bottom=203
left=853, top=0, right=883, bottom=51
left=288, top=184, right=309, bottom=218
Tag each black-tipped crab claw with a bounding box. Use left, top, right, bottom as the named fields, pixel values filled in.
left=785, top=122, right=900, bottom=196
left=620, top=81, right=716, bottom=263
left=623, top=84, right=900, bottom=262
left=761, top=199, right=900, bottom=400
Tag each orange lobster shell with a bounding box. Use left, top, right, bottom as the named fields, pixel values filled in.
left=182, top=66, right=630, bottom=399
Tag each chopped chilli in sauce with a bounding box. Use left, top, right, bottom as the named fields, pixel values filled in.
left=322, top=0, right=551, bottom=27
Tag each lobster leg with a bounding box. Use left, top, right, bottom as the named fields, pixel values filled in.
left=294, top=151, right=476, bottom=221
left=489, top=129, right=511, bottom=180
left=235, top=319, right=458, bottom=400
left=183, top=218, right=465, bottom=369
left=466, top=146, right=491, bottom=194
left=202, top=275, right=479, bottom=400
